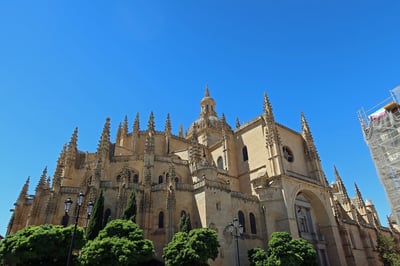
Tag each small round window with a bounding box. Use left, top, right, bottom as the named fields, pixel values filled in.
left=282, top=146, right=294, bottom=162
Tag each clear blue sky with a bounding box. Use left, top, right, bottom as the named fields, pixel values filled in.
left=1, top=1, right=399, bottom=236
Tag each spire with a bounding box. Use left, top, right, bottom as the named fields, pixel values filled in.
left=147, top=112, right=155, bottom=132
left=145, top=113, right=155, bottom=154
left=205, top=83, right=210, bottom=97
left=97, top=117, right=111, bottom=156
left=116, top=123, right=122, bottom=144
left=18, top=177, right=30, bottom=203
left=66, top=128, right=78, bottom=165
left=263, top=91, right=280, bottom=146
left=221, top=113, right=226, bottom=124
left=301, top=113, right=320, bottom=160
left=35, top=166, right=47, bottom=193
left=236, top=117, right=240, bottom=128
left=263, top=92, right=275, bottom=120
left=179, top=124, right=183, bottom=138
left=165, top=113, right=171, bottom=135
left=123, top=115, right=129, bottom=135
left=334, top=166, right=350, bottom=204
left=190, top=124, right=201, bottom=162
left=354, top=183, right=366, bottom=208
left=53, top=144, right=67, bottom=187
left=133, top=113, right=140, bottom=134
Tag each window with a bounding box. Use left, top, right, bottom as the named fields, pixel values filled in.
left=217, top=156, right=224, bottom=169
left=158, top=211, right=164, bottom=228
left=181, top=210, right=186, bottom=217
left=159, top=175, right=163, bottom=184
left=238, top=211, right=246, bottom=233
left=175, top=177, right=179, bottom=183
left=282, top=146, right=294, bottom=162
left=249, top=213, right=257, bottom=234
left=133, top=174, right=139, bottom=183
left=242, top=146, right=248, bottom=161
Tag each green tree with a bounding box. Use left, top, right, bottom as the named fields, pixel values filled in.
left=377, top=233, right=400, bottom=266
left=248, top=232, right=317, bottom=266
left=0, top=224, right=85, bottom=266
left=179, top=213, right=192, bottom=233
left=163, top=227, right=220, bottom=266
left=79, top=219, right=155, bottom=266
left=267, top=232, right=317, bottom=266
left=86, top=190, right=104, bottom=240
left=122, top=191, right=137, bottom=222
left=248, top=247, right=268, bottom=266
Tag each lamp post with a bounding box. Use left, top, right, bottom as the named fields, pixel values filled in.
left=64, top=192, right=86, bottom=266
left=227, top=217, right=244, bottom=266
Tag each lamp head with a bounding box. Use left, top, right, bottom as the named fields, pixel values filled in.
left=64, top=198, right=73, bottom=213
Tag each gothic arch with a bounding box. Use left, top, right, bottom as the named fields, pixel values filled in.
left=291, top=189, right=336, bottom=266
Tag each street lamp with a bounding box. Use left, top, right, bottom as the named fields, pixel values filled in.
left=64, top=192, right=85, bottom=266
left=86, top=200, right=94, bottom=227
left=227, top=217, right=244, bottom=266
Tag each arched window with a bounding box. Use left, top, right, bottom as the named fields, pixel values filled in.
left=159, top=175, right=163, bottom=184
left=103, top=208, right=111, bottom=227
left=242, top=146, right=249, bottom=161
left=158, top=211, right=164, bottom=228
left=282, top=146, right=294, bottom=162
left=238, top=211, right=246, bottom=233
left=217, top=156, right=224, bottom=169
left=116, top=175, right=121, bottom=182
left=249, top=213, right=257, bottom=234
left=133, top=174, right=139, bottom=184
left=181, top=210, right=186, bottom=217
left=175, top=177, right=179, bottom=183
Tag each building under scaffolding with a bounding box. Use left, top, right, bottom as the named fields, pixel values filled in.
left=358, top=86, right=400, bottom=225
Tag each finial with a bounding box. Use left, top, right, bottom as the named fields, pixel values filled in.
left=236, top=118, right=240, bottom=128
left=205, top=83, right=210, bottom=97
left=133, top=113, right=140, bottom=133
left=165, top=113, right=171, bottom=134
left=179, top=124, right=183, bottom=138
left=147, top=112, right=155, bottom=132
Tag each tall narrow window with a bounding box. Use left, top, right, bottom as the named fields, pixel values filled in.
left=238, top=211, right=246, bottom=233
left=217, top=156, right=224, bottom=169
left=159, top=175, right=163, bottom=184
left=242, top=146, right=249, bottom=161
left=133, top=174, right=139, bottom=184
left=158, top=211, right=164, bottom=228
left=249, top=213, right=257, bottom=234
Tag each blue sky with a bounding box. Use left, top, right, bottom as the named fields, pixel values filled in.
left=1, top=1, right=399, bottom=236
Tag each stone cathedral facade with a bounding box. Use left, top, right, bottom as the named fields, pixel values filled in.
left=7, top=88, right=400, bottom=266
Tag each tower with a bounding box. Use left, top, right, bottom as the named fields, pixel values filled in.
left=358, top=86, right=400, bottom=225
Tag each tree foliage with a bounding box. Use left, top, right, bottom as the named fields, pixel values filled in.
left=86, top=190, right=104, bottom=240
left=377, top=233, right=400, bottom=266
left=122, top=191, right=137, bottom=222
left=248, top=247, right=268, bottom=266
left=179, top=213, right=192, bottom=233
left=79, top=219, right=154, bottom=266
left=163, top=227, right=220, bottom=266
left=248, top=232, right=317, bottom=266
left=0, top=224, right=85, bottom=266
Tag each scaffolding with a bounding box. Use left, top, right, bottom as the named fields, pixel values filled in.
left=358, top=86, right=400, bottom=225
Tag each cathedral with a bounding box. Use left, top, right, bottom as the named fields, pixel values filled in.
left=7, top=88, right=400, bottom=266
